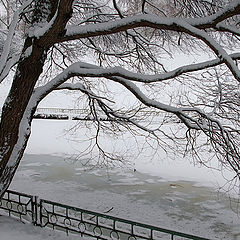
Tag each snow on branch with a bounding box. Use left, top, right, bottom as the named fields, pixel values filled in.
left=28, top=3, right=59, bottom=38
left=176, top=21, right=240, bottom=81
left=28, top=0, right=75, bottom=48
left=33, top=62, right=201, bottom=129
left=33, top=61, right=239, bottom=138
left=56, top=2, right=240, bottom=82
left=188, top=0, right=240, bottom=28
left=0, top=54, right=20, bottom=83
left=26, top=58, right=240, bottom=181
left=63, top=14, right=181, bottom=41
left=216, top=23, right=240, bottom=37
left=57, top=82, right=85, bottom=91
left=62, top=1, right=240, bottom=42
left=0, top=0, right=33, bottom=79
left=34, top=51, right=240, bottom=109
left=34, top=51, right=240, bottom=98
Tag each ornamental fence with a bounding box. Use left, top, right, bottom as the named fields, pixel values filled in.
left=0, top=190, right=210, bottom=240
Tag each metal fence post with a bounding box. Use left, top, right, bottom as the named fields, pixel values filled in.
left=39, top=199, right=43, bottom=227
left=34, top=195, right=40, bottom=226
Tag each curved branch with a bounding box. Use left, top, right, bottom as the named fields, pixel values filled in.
left=34, top=51, right=240, bottom=99
left=177, top=21, right=240, bottom=81
left=0, top=54, right=20, bottom=83
left=33, top=62, right=197, bottom=129
left=0, top=0, right=33, bottom=75
left=189, top=0, right=240, bottom=28
left=30, top=60, right=240, bottom=180
left=216, top=23, right=240, bottom=37
left=61, top=1, right=240, bottom=42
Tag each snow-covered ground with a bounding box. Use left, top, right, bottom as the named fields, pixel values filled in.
left=0, top=215, right=89, bottom=240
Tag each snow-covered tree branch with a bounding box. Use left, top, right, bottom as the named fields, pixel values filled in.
left=1, top=0, right=240, bottom=199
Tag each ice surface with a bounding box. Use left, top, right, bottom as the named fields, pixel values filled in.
left=7, top=154, right=240, bottom=240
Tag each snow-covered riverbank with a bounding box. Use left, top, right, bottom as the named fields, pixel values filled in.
left=0, top=215, right=88, bottom=240
left=8, top=153, right=240, bottom=240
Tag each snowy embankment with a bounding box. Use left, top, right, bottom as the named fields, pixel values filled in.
left=0, top=216, right=89, bottom=240
left=7, top=153, right=240, bottom=240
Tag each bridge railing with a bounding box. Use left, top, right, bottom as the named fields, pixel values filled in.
left=0, top=190, right=210, bottom=240
left=35, top=108, right=89, bottom=115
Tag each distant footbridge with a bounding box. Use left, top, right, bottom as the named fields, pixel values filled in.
left=34, top=108, right=93, bottom=121
left=0, top=107, right=167, bottom=123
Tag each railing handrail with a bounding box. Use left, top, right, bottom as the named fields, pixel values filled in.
left=0, top=189, right=211, bottom=240
left=35, top=107, right=88, bottom=114
left=6, top=189, right=35, bottom=199
left=40, top=198, right=209, bottom=240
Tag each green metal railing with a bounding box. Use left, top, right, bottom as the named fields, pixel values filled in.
left=0, top=190, right=210, bottom=240
left=0, top=190, right=37, bottom=223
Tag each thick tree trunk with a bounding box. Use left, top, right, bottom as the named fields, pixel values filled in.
left=0, top=38, right=47, bottom=198
left=0, top=0, right=74, bottom=199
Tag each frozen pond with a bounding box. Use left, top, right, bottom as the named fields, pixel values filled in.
left=10, top=154, right=240, bottom=240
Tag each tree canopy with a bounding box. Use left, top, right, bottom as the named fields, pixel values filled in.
left=0, top=0, right=240, bottom=198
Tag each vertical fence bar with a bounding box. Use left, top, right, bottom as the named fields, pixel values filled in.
left=150, top=229, right=153, bottom=240
left=31, top=196, right=35, bottom=224
left=33, top=195, right=39, bottom=225
left=7, top=191, right=10, bottom=217
left=39, top=199, right=43, bottom=227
